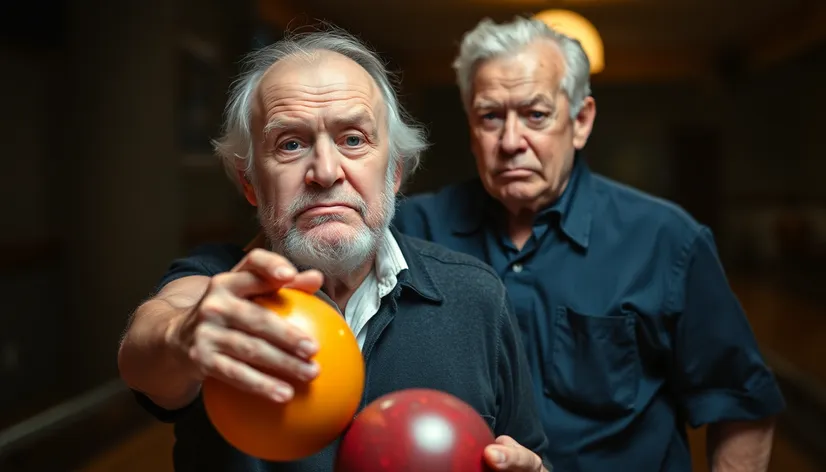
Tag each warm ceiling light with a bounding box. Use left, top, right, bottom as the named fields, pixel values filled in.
left=534, top=9, right=605, bottom=74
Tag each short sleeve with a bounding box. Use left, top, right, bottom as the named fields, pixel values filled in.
left=154, top=243, right=247, bottom=293
left=132, top=243, right=247, bottom=423
left=672, top=227, right=786, bottom=427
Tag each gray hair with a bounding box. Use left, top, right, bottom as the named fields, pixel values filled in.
left=453, top=16, right=592, bottom=118
left=213, top=27, right=428, bottom=189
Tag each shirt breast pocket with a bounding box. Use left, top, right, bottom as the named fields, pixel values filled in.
left=544, top=306, right=640, bottom=419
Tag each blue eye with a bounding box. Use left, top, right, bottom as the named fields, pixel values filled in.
left=344, top=136, right=362, bottom=146
left=526, top=111, right=551, bottom=124
left=281, top=140, right=300, bottom=151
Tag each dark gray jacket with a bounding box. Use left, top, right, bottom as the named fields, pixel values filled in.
left=132, top=230, right=551, bottom=471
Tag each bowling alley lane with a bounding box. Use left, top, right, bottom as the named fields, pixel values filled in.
left=67, top=273, right=826, bottom=472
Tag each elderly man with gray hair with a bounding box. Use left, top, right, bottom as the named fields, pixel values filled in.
left=394, top=15, right=785, bottom=472
left=118, top=27, right=552, bottom=472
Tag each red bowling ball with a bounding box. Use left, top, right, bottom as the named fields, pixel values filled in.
left=335, top=388, right=496, bottom=472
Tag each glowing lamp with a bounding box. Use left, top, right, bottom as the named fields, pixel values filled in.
left=534, top=9, right=605, bottom=74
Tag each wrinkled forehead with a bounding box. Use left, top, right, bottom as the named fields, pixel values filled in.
left=471, top=41, right=566, bottom=108
left=252, top=50, right=387, bottom=131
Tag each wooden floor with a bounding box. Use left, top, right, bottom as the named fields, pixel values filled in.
left=76, top=422, right=819, bottom=472
left=77, top=274, right=826, bottom=472
left=80, top=423, right=175, bottom=472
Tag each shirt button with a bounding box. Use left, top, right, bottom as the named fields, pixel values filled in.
left=512, top=263, right=523, bottom=273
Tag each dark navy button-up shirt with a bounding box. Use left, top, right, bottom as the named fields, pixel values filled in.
left=393, top=157, right=785, bottom=472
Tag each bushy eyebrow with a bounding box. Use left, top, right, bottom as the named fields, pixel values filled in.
left=472, top=93, right=555, bottom=111
left=263, top=109, right=377, bottom=138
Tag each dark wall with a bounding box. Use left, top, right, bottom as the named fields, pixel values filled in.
left=0, top=0, right=257, bottom=429
left=0, top=4, right=824, bottom=432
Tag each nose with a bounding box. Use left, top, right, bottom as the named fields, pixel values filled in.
left=500, top=113, right=527, bottom=156
left=305, top=138, right=345, bottom=188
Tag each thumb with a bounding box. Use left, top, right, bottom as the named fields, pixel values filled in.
left=484, top=435, right=518, bottom=470
left=494, top=435, right=520, bottom=447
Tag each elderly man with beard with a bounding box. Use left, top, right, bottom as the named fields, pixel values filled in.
left=117, top=30, right=551, bottom=472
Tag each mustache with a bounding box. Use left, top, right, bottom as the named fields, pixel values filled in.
left=288, top=188, right=368, bottom=220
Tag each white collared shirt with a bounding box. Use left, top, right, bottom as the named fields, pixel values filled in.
left=342, top=228, right=408, bottom=350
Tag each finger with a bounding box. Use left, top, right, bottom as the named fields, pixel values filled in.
left=194, top=349, right=295, bottom=403
left=206, top=271, right=275, bottom=301
left=483, top=445, right=508, bottom=470
left=213, top=328, right=320, bottom=384
left=199, top=291, right=319, bottom=359
left=494, top=435, right=519, bottom=447
left=483, top=436, right=542, bottom=471
left=282, top=269, right=324, bottom=293
left=232, top=248, right=298, bottom=285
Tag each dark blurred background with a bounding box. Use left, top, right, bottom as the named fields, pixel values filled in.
left=0, top=0, right=824, bottom=470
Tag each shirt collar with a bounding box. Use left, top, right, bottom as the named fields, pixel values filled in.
left=374, top=227, right=408, bottom=297
left=553, top=155, right=594, bottom=249
left=390, top=227, right=443, bottom=303
left=315, top=227, right=441, bottom=310
left=450, top=154, right=594, bottom=249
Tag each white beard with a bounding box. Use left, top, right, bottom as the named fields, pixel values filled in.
left=257, top=165, right=397, bottom=279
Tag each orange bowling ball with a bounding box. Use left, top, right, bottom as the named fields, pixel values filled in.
left=202, top=288, right=365, bottom=461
